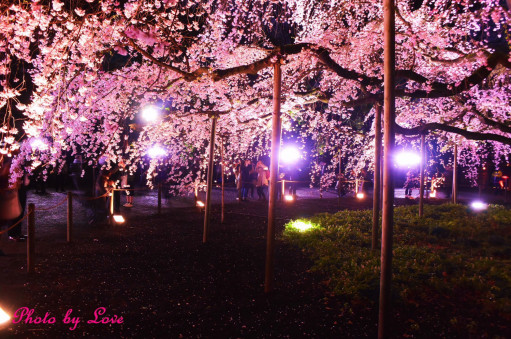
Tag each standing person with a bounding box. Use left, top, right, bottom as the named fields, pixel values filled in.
left=249, top=164, right=258, bottom=199
left=241, top=159, right=251, bottom=201
left=105, top=166, right=121, bottom=215
left=336, top=171, right=347, bottom=197
left=119, top=161, right=134, bottom=208
left=443, top=165, right=453, bottom=199
left=404, top=169, right=417, bottom=198
left=34, top=166, right=46, bottom=195
left=478, top=164, right=489, bottom=194
left=88, top=167, right=110, bottom=225
left=234, top=161, right=242, bottom=201
left=0, top=157, right=25, bottom=243
left=256, top=160, right=269, bottom=201
left=286, top=165, right=298, bottom=198
left=70, top=155, right=83, bottom=191
left=9, top=169, right=29, bottom=241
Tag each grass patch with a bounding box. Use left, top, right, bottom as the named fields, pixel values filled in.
left=283, top=204, right=511, bottom=336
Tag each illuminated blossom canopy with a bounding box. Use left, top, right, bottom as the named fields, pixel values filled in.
left=1, top=0, right=510, bottom=189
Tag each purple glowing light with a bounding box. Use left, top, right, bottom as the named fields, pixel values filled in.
left=147, top=145, right=166, bottom=158
left=141, top=106, right=159, bottom=123
left=395, top=151, right=421, bottom=167
left=280, top=146, right=300, bottom=164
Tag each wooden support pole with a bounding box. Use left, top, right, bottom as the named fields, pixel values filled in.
left=27, top=203, right=35, bottom=273
left=453, top=143, right=458, bottom=204
left=67, top=192, right=73, bottom=242
left=419, top=134, right=425, bottom=217
left=338, top=152, right=342, bottom=204
left=194, top=183, right=198, bottom=204
left=221, top=138, right=225, bottom=224
left=265, top=59, right=282, bottom=294
left=380, top=146, right=384, bottom=208
left=379, top=0, right=396, bottom=337
left=372, top=104, right=382, bottom=250
left=203, top=116, right=217, bottom=243
left=109, top=189, right=114, bottom=226
left=281, top=179, right=285, bottom=200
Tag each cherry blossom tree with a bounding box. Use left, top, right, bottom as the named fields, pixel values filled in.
left=0, top=0, right=510, bottom=189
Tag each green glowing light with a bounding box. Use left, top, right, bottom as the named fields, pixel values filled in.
left=287, top=219, right=318, bottom=232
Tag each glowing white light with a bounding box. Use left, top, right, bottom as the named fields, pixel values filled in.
left=471, top=201, right=487, bottom=211
left=141, top=106, right=159, bottom=123
left=280, top=146, right=300, bottom=164
left=196, top=200, right=205, bottom=207
left=429, top=191, right=436, bottom=198
left=356, top=192, right=365, bottom=199
left=292, top=220, right=314, bottom=232
left=395, top=151, right=421, bottom=167
left=284, top=194, right=294, bottom=202
left=0, top=306, right=10, bottom=324
left=113, top=215, right=125, bottom=223
left=147, top=145, right=166, bottom=158
left=30, top=138, right=47, bottom=151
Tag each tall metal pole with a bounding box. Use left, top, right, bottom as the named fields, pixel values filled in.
left=419, top=134, right=425, bottom=217
left=379, top=0, right=396, bottom=337
left=221, top=137, right=225, bottom=224
left=372, top=104, right=382, bottom=250
left=203, top=115, right=217, bottom=243
left=453, top=142, right=458, bottom=204
left=265, top=59, right=282, bottom=294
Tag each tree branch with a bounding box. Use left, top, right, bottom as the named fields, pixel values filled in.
left=395, top=122, right=511, bottom=145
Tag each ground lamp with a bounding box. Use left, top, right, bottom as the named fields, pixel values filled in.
left=113, top=215, right=125, bottom=223
left=196, top=200, right=205, bottom=208
left=0, top=306, right=10, bottom=325
left=470, top=201, right=488, bottom=211
left=284, top=194, right=294, bottom=202
left=356, top=192, right=365, bottom=199
left=288, top=220, right=315, bottom=232
left=141, top=105, right=160, bottom=124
